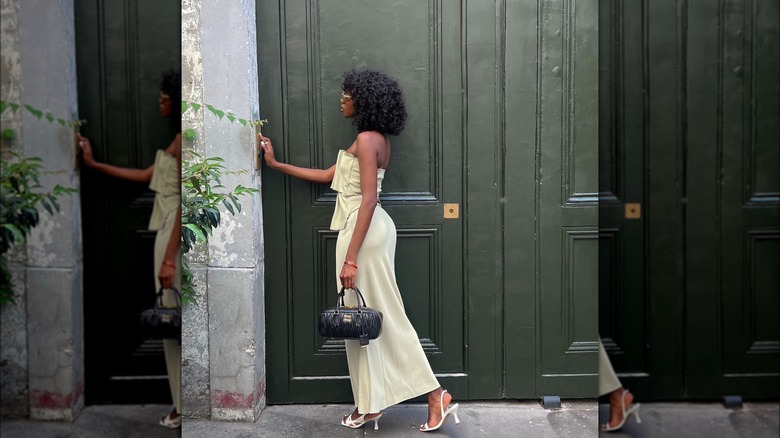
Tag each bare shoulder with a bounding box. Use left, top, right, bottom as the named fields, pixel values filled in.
left=355, top=131, right=384, bottom=153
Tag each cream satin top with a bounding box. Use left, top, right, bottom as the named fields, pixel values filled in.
left=148, top=150, right=180, bottom=230
left=329, top=150, right=385, bottom=230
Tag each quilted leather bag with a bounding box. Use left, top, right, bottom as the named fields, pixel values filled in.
left=319, top=287, right=383, bottom=346
left=139, top=288, right=181, bottom=341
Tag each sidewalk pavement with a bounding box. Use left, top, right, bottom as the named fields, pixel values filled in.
left=597, top=402, right=779, bottom=438
left=183, top=400, right=598, bottom=437
left=1, top=401, right=777, bottom=438
left=0, top=405, right=180, bottom=438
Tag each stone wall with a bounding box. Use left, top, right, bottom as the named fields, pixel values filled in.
left=181, top=0, right=267, bottom=421
left=0, top=0, right=83, bottom=422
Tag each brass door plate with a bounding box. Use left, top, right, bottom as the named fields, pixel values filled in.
left=625, top=203, right=641, bottom=219
left=443, top=203, right=459, bottom=219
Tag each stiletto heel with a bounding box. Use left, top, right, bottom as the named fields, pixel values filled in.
left=420, top=390, right=460, bottom=432
left=341, top=411, right=382, bottom=429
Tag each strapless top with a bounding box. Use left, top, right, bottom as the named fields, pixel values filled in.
left=329, top=149, right=385, bottom=230
left=148, top=150, right=180, bottom=230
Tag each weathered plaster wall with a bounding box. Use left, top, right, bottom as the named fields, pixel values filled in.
left=0, top=0, right=29, bottom=419
left=182, top=0, right=266, bottom=421
left=0, top=0, right=83, bottom=421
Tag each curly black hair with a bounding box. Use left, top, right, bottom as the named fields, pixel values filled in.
left=342, top=69, right=406, bottom=136
left=161, top=69, right=181, bottom=132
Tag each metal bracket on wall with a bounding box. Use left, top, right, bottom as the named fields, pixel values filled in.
left=73, top=128, right=80, bottom=171
left=254, top=124, right=262, bottom=171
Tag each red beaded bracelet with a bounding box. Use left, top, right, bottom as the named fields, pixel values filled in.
left=343, top=260, right=358, bottom=269
left=163, top=260, right=176, bottom=268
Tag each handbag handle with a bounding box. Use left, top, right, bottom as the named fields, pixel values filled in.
left=336, top=287, right=368, bottom=312
left=155, top=288, right=182, bottom=308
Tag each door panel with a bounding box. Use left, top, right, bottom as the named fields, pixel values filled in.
left=75, top=0, right=181, bottom=404
left=600, top=0, right=779, bottom=400
left=535, top=0, right=599, bottom=396
left=260, top=0, right=466, bottom=403
left=598, top=0, right=657, bottom=397
left=686, top=0, right=779, bottom=399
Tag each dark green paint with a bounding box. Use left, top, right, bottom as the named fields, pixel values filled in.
left=261, top=0, right=599, bottom=403
left=600, top=0, right=779, bottom=400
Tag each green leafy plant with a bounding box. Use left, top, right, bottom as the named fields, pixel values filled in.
left=0, top=151, right=77, bottom=304
left=0, top=100, right=85, bottom=128
left=180, top=102, right=267, bottom=304
left=182, top=100, right=267, bottom=128
left=180, top=150, right=259, bottom=304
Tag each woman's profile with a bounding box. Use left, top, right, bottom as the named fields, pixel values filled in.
left=77, top=70, right=183, bottom=429
left=260, top=68, right=460, bottom=432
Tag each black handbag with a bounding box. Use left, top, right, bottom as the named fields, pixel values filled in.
left=319, top=287, right=383, bottom=346
left=139, top=288, right=181, bottom=341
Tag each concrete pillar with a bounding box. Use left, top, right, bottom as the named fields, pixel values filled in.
left=1, top=0, right=29, bottom=419
left=182, top=0, right=267, bottom=421
left=0, top=0, right=83, bottom=421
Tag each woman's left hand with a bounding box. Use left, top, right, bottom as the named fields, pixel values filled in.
left=158, top=262, right=176, bottom=290
left=339, top=262, right=357, bottom=290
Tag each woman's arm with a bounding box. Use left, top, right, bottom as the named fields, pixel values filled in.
left=258, top=134, right=335, bottom=184
left=158, top=205, right=182, bottom=290
left=339, top=132, right=383, bottom=289
left=78, top=133, right=154, bottom=183
left=158, top=136, right=182, bottom=290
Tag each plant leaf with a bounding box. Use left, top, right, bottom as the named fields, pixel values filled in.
left=24, top=105, right=43, bottom=120
left=183, top=223, right=207, bottom=243
left=1, top=224, right=25, bottom=244
left=222, top=199, right=235, bottom=215
left=206, top=104, right=225, bottom=120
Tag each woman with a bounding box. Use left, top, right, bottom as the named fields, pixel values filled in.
left=260, top=69, right=459, bottom=432
left=600, top=339, right=641, bottom=432
left=78, top=70, right=182, bottom=429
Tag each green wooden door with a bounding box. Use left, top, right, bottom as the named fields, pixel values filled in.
left=600, top=0, right=779, bottom=400
left=75, top=0, right=181, bottom=404
left=260, top=0, right=600, bottom=403
left=259, top=0, right=466, bottom=404
left=685, top=0, right=780, bottom=399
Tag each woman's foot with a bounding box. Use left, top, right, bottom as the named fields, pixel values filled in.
left=602, top=388, right=641, bottom=432
left=341, top=408, right=382, bottom=430
left=421, top=388, right=459, bottom=431
left=159, top=408, right=181, bottom=429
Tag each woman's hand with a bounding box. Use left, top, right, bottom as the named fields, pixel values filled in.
left=339, top=261, right=357, bottom=290
left=158, top=260, right=176, bottom=290
left=258, top=134, right=278, bottom=169
left=77, top=133, right=96, bottom=167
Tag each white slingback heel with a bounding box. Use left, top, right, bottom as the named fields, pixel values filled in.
left=420, top=389, right=460, bottom=432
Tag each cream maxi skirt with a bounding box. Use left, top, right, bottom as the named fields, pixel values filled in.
left=336, top=206, right=440, bottom=414
left=153, top=208, right=182, bottom=413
